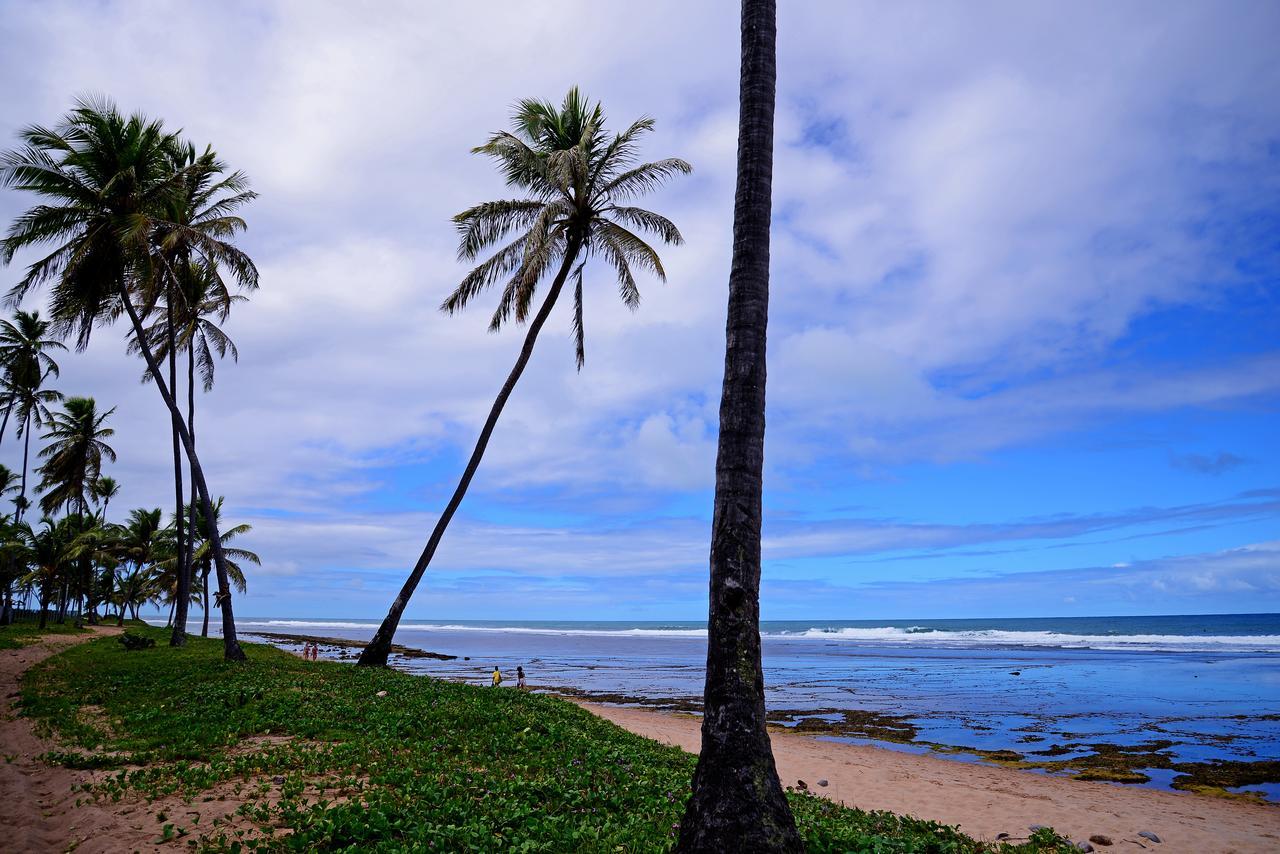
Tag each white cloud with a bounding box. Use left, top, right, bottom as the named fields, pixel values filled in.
left=0, top=1, right=1276, bottom=614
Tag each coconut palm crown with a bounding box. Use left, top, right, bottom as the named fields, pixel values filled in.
left=445, top=86, right=690, bottom=367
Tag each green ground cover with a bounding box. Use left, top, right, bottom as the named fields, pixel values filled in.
left=19, top=626, right=1075, bottom=852
left=0, top=617, right=92, bottom=649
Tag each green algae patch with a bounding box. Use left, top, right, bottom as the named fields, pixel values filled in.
left=22, top=626, right=1076, bottom=853
left=1170, top=759, right=1280, bottom=801
left=767, top=708, right=920, bottom=743
left=1073, top=768, right=1152, bottom=784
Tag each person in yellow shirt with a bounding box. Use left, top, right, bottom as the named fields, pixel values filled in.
left=491, top=666, right=502, bottom=687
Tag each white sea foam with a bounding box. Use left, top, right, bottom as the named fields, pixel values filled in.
left=236, top=619, right=1280, bottom=652
left=779, top=626, right=1280, bottom=652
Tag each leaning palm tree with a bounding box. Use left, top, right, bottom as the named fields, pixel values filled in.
left=358, top=88, right=690, bottom=666
left=147, top=141, right=256, bottom=647
left=677, top=3, right=799, bottom=851
left=36, top=396, right=115, bottom=517
left=0, top=98, right=254, bottom=659
left=0, top=310, right=66, bottom=445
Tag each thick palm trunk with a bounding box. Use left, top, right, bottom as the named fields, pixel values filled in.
left=167, top=295, right=191, bottom=647
left=358, top=239, right=583, bottom=667
left=677, top=2, right=800, bottom=851
left=116, top=280, right=246, bottom=661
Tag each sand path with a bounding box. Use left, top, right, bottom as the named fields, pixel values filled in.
left=578, top=701, right=1280, bottom=853
left=0, top=625, right=163, bottom=854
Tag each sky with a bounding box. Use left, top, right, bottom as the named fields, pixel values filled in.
left=0, top=1, right=1277, bottom=622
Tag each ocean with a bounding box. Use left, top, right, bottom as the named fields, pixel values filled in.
left=221, top=613, right=1280, bottom=801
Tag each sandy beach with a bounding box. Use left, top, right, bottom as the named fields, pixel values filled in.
left=577, top=700, right=1280, bottom=854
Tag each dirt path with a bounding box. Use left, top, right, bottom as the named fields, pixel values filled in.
left=0, top=625, right=134, bottom=853
left=579, top=701, right=1280, bottom=854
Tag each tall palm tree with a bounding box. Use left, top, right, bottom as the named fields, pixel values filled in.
left=134, top=254, right=244, bottom=644
left=148, top=141, right=255, bottom=647
left=678, top=3, right=799, bottom=851
left=0, top=310, right=66, bottom=445
left=0, top=98, right=255, bottom=659
left=358, top=88, right=690, bottom=666
left=11, top=366, right=61, bottom=523
left=36, top=396, right=115, bottom=517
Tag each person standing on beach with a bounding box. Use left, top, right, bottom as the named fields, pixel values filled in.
left=492, top=666, right=502, bottom=687
left=517, top=666, right=526, bottom=689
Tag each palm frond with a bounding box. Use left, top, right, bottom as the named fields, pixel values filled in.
left=597, top=158, right=692, bottom=201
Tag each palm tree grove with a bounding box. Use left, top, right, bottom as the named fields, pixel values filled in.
left=2, top=1, right=1278, bottom=852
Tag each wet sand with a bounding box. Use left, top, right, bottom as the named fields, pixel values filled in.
left=577, top=700, right=1280, bottom=853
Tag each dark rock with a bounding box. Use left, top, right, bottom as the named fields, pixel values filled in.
left=796, top=779, right=808, bottom=791
left=271, top=776, right=285, bottom=784
left=1137, top=831, right=1161, bottom=844
left=1089, top=835, right=1113, bottom=846
left=817, top=779, right=829, bottom=787
left=996, top=832, right=1010, bottom=840
left=1010, top=670, right=1021, bottom=676
left=1075, top=843, right=1094, bottom=853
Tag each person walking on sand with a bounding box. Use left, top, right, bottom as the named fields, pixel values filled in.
left=517, top=666, right=526, bottom=689
left=492, top=666, right=502, bottom=687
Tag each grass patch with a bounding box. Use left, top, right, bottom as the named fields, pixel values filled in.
left=20, top=626, right=1077, bottom=852
left=0, top=619, right=92, bottom=649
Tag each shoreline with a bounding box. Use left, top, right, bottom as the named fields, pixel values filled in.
left=573, top=699, right=1280, bottom=853
left=4, top=627, right=1278, bottom=852
left=243, top=628, right=1280, bottom=802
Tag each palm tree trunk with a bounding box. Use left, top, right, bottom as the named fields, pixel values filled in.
left=677, top=2, right=799, bottom=851
left=358, top=237, right=584, bottom=667
left=185, top=343, right=198, bottom=630
left=17, top=410, right=31, bottom=523
left=0, top=398, right=13, bottom=446
left=116, top=280, right=246, bottom=661
left=167, top=292, right=191, bottom=648
left=201, top=563, right=211, bottom=637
